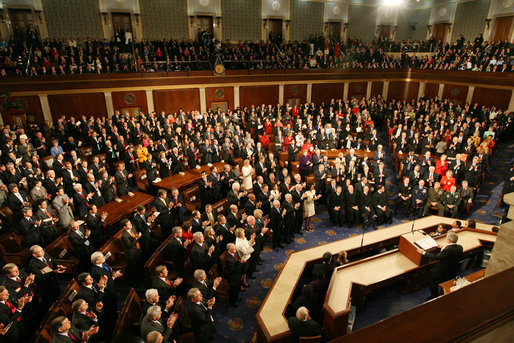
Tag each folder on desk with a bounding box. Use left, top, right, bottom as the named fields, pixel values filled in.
left=414, top=236, right=438, bottom=250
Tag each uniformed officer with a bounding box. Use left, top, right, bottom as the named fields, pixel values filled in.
left=423, top=182, right=445, bottom=216
left=442, top=185, right=461, bottom=218
left=411, top=179, right=428, bottom=217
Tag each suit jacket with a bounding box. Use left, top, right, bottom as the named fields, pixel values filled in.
left=73, top=192, right=90, bottom=218
left=72, top=311, right=98, bottom=332
left=0, top=301, right=22, bottom=342
left=77, top=284, right=104, bottom=308
left=140, top=314, right=173, bottom=342
left=121, top=229, right=141, bottom=258
left=287, top=317, right=321, bottom=340
left=114, top=170, right=129, bottom=196
left=51, top=327, right=84, bottom=343
left=169, top=237, right=187, bottom=271
left=2, top=270, right=34, bottom=301
left=19, top=216, right=41, bottom=247
left=424, top=244, right=464, bottom=281
left=191, top=242, right=213, bottom=272
left=187, top=301, right=215, bottom=343
left=214, top=223, right=234, bottom=252
left=68, top=228, right=91, bottom=259
left=224, top=252, right=243, bottom=286
left=152, top=276, right=176, bottom=302
left=192, top=278, right=216, bottom=300
left=84, top=213, right=105, bottom=248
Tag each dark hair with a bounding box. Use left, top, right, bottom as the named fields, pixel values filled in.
left=467, top=219, right=476, bottom=229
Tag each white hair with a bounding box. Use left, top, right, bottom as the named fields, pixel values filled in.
left=90, top=251, right=104, bottom=264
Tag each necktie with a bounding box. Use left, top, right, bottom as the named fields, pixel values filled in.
left=4, top=301, right=21, bottom=321
left=16, top=277, right=22, bottom=284
left=128, top=230, right=140, bottom=249
left=164, top=278, right=172, bottom=287
left=102, top=264, right=109, bottom=271
left=45, top=210, right=51, bottom=218
left=68, top=330, right=81, bottom=342
left=234, top=253, right=239, bottom=262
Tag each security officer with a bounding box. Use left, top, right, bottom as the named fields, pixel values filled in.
left=442, top=185, right=461, bottom=218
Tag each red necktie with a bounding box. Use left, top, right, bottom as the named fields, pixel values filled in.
left=164, top=278, right=172, bottom=287
left=68, top=330, right=81, bottom=342
left=45, top=210, right=51, bottom=218
left=5, top=301, right=21, bottom=321
left=16, top=277, right=22, bottom=284
left=234, top=253, right=239, bottom=262
left=86, top=311, right=92, bottom=318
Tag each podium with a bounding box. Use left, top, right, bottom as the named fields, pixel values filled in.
left=399, top=230, right=441, bottom=265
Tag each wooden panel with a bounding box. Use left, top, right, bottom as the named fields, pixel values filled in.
left=442, top=84, right=468, bottom=105
left=0, top=95, right=44, bottom=126
left=311, top=83, right=344, bottom=104
left=239, top=85, right=279, bottom=107
left=284, top=84, right=307, bottom=103
left=205, top=86, right=234, bottom=111
left=472, top=87, right=511, bottom=110
left=48, top=93, right=107, bottom=121
left=492, top=16, right=513, bottom=42
left=424, top=82, right=439, bottom=99
left=387, top=81, right=420, bottom=101
left=153, top=89, right=200, bottom=113
left=370, top=81, right=384, bottom=97
left=348, top=82, right=367, bottom=99
left=111, top=90, right=148, bottom=114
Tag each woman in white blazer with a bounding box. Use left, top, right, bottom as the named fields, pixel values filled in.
left=235, top=228, right=255, bottom=288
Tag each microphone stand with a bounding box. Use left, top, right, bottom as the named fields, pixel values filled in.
left=410, top=216, right=416, bottom=234
left=359, top=222, right=366, bottom=255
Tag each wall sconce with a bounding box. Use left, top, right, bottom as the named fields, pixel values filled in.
left=216, top=16, right=221, bottom=28
left=427, top=25, right=432, bottom=34
left=343, top=23, right=348, bottom=32
left=393, top=25, right=398, bottom=33
left=285, top=20, right=290, bottom=29
left=447, top=23, right=452, bottom=32
left=485, top=18, right=491, bottom=29
left=134, top=14, right=139, bottom=25
left=189, top=15, right=195, bottom=27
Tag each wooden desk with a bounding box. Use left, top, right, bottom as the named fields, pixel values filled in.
left=98, top=191, right=153, bottom=228
left=155, top=162, right=226, bottom=192
left=256, top=216, right=494, bottom=342
left=439, top=269, right=486, bottom=295
left=323, top=228, right=496, bottom=339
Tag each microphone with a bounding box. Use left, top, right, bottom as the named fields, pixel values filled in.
left=360, top=222, right=366, bottom=254
left=410, top=216, right=416, bottom=235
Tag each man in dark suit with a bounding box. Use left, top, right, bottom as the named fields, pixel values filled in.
left=155, top=189, right=174, bottom=236
left=169, top=226, right=189, bottom=277
left=19, top=207, right=42, bottom=248
left=71, top=298, right=102, bottom=340
left=50, top=316, right=98, bottom=343
left=140, top=305, right=178, bottom=342
left=214, top=215, right=235, bottom=253
left=114, top=163, right=130, bottom=196
left=7, top=184, right=30, bottom=223
left=76, top=272, right=106, bottom=311
left=191, top=232, right=215, bottom=272
left=417, top=232, right=464, bottom=299
left=27, top=245, right=65, bottom=308
left=152, top=265, right=183, bottom=301
left=287, top=306, right=321, bottom=341
left=34, top=199, right=59, bottom=245
left=84, top=205, right=107, bottom=249
left=120, top=219, right=142, bottom=285
left=192, top=269, right=222, bottom=301
left=68, top=221, right=92, bottom=273
left=312, top=252, right=335, bottom=280
left=187, top=287, right=216, bottom=343
left=169, top=188, right=187, bottom=224
left=328, top=185, right=345, bottom=227
left=0, top=285, right=27, bottom=343
left=72, top=183, right=93, bottom=218
left=270, top=200, right=285, bottom=250
left=1, top=263, right=36, bottom=303
left=224, top=243, right=243, bottom=307
left=133, top=205, right=158, bottom=260
left=90, top=251, right=122, bottom=324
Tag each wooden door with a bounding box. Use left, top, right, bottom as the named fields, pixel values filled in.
left=287, top=98, right=301, bottom=107
left=327, top=22, right=341, bottom=39
left=492, top=16, right=513, bottom=42
left=432, top=23, right=449, bottom=42
left=111, top=12, right=132, bottom=33
left=377, top=25, right=392, bottom=39
left=197, top=16, right=214, bottom=33
left=211, top=102, right=228, bottom=113
left=8, top=9, right=36, bottom=40
left=269, top=19, right=283, bottom=36
left=121, top=107, right=141, bottom=117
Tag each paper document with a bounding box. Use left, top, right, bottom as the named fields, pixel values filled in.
left=414, top=236, right=439, bottom=250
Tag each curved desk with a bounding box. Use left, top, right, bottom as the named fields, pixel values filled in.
left=255, top=216, right=496, bottom=342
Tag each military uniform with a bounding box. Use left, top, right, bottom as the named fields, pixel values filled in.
left=423, top=187, right=445, bottom=216
left=396, top=182, right=413, bottom=215
left=442, top=191, right=461, bottom=218
left=411, top=185, right=428, bottom=217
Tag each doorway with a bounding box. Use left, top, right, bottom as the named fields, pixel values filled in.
left=121, top=107, right=141, bottom=117
left=268, top=19, right=283, bottom=43
left=8, top=9, right=36, bottom=41
left=211, top=102, right=228, bottom=113
left=327, top=22, right=341, bottom=40
left=377, top=25, right=392, bottom=39
left=432, top=23, right=450, bottom=42
left=492, top=16, right=513, bottom=41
